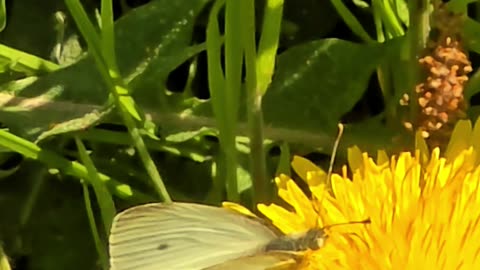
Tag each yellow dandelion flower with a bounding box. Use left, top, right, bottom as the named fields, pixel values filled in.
left=258, top=120, right=480, bottom=269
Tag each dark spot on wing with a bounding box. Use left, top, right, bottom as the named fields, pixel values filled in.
left=157, top=244, right=169, bottom=250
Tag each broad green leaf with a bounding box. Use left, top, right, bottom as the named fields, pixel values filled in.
left=0, top=0, right=212, bottom=141
left=468, top=106, right=480, bottom=125
left=191, top=39, right=392, bottom=153
left=341, top=116, right=404, bottom=155
left=36, top=106, right=114, bottom=143
left=446, top=0, right=476, bottom=13
left=465, top=68, right=480, bottom=100
left=262, top=38, right=385, bottom=134
left=464, top=18, right=480, bottom=55
left=0, top=63, right=106, bottom=139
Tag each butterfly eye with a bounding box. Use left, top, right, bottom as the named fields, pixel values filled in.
left=302, top=229, right=327, bottom=250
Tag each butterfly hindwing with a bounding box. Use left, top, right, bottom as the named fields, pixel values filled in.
left=109, top=202, right=280, bottom=270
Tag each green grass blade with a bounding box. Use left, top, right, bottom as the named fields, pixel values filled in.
left=100, top=0, right=118, bottom=69
left=75, top=137, right=116, bottom=234
left=243, top=0, right=273, bottom=203
left=256, top=0, right=283, bottom=95
left=0, top=44, right=59, bottom=73
left=206, top=0, right=231, bottom=201
left=0, top=245, right=10, bottom=270
left=65, top=0, right=171, bottom=202
left=372, top=0, right=385, bottom=42
left=222, top=0, right=244, bottom=201
left=0, top=0, right=6, bottom=32
left=406, top=0, right=430, bottom=127
left=125, top=115, right=172, bottom=202
left=82, top=181, right=109, bottom=270
left=206, top=0, right=226, bottom=119
left=0, top=129, right=149, bottom=200
left=329, top=0, right=374, bottom=43
left=373, top=0, right=404, bottom=37
left=19, top=165, right=47, bottom=228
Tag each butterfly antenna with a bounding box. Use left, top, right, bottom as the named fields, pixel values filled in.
left=327, top=123, right=344, bottom=190
left=322, top=218, right=371, bottom=230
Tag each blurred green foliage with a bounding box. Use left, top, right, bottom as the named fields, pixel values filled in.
left=1, top=0, right=480, bottom=269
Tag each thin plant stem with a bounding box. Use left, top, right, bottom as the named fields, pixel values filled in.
left=206, top=0, right=228, bottom=203
left=223, top=0, right=243, bottom=202
left=75, top=137, right=116, bottom=234
left=82, top=182, right=109, bottom=270
left=407, top=0, right=430, bottom=132
left=244, top=0, right=285, bottom=203
left=19, top=164, right=47, bottom=228
left=0, top=129, right=151, bottom=200
left=65, top=0, right=171, bottom=202
left=243, top=0, right=268, bottom=203
left=329, top=0, right=374, bottom=43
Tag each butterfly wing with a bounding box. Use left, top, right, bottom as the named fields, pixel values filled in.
left=203, top=252, right=299, bottom=270
left=109, top=202, right=279, bottom=270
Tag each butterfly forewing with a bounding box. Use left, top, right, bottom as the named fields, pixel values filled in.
left=109, top=202, right=280, bottom=270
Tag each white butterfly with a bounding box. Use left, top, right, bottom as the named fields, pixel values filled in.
left=108, top=202, right=328, bottom=270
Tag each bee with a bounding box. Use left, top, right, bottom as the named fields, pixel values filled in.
left=109, top=202, right=368, bottom=270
